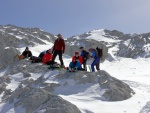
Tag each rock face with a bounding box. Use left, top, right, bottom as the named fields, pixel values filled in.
left=54, top=70, right=135, bottom=101
left=98, top=71, right=135, bottom=101
left=0, top=46, right=20, bottom=69
left=117, top=33, right=150, bottom=58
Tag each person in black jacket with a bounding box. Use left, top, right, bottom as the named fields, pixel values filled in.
left=22, top=47, right=32, bottom=59
left=79, top=47, right=89, bottom=71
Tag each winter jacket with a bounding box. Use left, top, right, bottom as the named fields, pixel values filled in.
left=72, top=56, right=83, bottom=64
left=22, top=50, right=32, bottom=58
left=42, top=53, right=53, bottom=64
left=53, top=38, right=65, bottom=53
left=38, top=51, right=46, bottom=59
left=90, top=49, right=98, bottom=59
left=80, top=50, right=89, bottom=60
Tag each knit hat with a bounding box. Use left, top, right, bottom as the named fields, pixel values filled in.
left=75, top=51, right=79, bottom=55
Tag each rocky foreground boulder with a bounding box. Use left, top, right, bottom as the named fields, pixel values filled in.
left=54, top=70, right=135, bottom=101
left=5, top=88, right=81, bottom=113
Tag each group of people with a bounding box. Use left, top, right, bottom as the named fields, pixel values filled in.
left=21, top=34, right=102, bottom=72
left=69, top=47, right=101, bottom=72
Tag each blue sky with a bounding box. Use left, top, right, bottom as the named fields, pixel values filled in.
left=0, top=0, right=150, bottom=38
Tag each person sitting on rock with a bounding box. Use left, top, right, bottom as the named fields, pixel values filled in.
left=22, top=47, right=32, bottom=59
left=68, top=51, right=83, bottom=71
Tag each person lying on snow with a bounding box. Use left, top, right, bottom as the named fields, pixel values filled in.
left=30, top=50, right=47, bottom=63
left=22, top=47, right=32, bottom=59
left=68, top=51, right=83, bottom=71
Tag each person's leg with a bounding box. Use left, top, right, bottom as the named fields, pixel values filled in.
left=96, top=57, right=100, bottom=70
left=83, top=60, right=87, bottom=70
left=69, top=62, right=75, bottom=68
left=76, top=61, right=82, bottom=70
left=91, top=62, right=95, bottom=72
left=46, top=60, right=53, bottom=65
left=91, top=58, right=99, bottom=72
left=58, top=50, right=64, bottom=66
left=51, top=50, right=58, bottom=65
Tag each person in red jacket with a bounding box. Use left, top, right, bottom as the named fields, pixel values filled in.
left=42, top=49, right=53, bottom=64
left=69, top=51, right=83, bottom=71
left=51, top=34, right=65, bottom=67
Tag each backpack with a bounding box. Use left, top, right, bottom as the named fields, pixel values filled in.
left=96, top=47, right=103, bottom=57
left=84, top=51, right=90, bottom=59
left=18, top=55, right=24, bottom=60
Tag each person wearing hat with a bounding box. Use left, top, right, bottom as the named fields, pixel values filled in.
left=88, top=48, right=100, bottom=72
left=68, top=51, right=83, bottom=71
left=51, top=34, right=65, bottom=67
left=79, top=46, right=89, bottom=71
left=22, top=47, right=32, bottom=59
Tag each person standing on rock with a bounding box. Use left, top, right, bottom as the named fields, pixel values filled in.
left=88, top=48, right=100, bottom=72
left=51, top=34, right=65, bottom=67
left=79, top=46, right=89, bottom=71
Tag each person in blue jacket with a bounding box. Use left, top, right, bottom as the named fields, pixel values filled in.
left=79, top=47, right=89, bottom=71
left=88, top=48, right=100, bottom=72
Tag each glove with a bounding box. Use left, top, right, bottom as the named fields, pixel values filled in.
left=76, top=59, right=79, bottom=61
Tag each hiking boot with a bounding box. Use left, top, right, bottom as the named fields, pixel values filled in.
left=74, top=67, right=78, bottom=71
left=72, top=68, right=75, bottom=72
left=68, top=67, right=72, bottom=72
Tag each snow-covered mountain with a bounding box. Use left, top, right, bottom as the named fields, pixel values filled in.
left=66, top=29, right=150, bottom=59
left=0, top=24, right=56, bottom=48
left=0, top=25, right=150, bottom=113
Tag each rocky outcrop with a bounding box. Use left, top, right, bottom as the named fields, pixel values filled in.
left=6, top=88, right=81, bottom=113
left=117, top=33, right=150, bottom=58
left=3, top=60, right=135, bottom=102
left=54, top=70, right=135, bottom=101
left=0, top=46, right=20, bottom=69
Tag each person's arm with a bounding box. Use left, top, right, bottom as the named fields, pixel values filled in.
left=22, top=51, right=26, bottom=56
left=29, top=51, right=32, bottom=57
left=79, top=56, right=83, bottom=64
left=62, top=39, right=65, bottom=53
left=72, top=56, right=75, bottom=62
left=53, top=41, right=56, bottom=52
